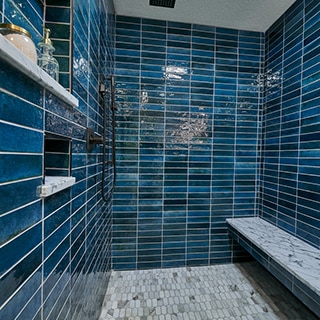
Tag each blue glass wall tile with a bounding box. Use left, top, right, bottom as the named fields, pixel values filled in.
left=0, top=91, right=43, bottom=130
left=0, top=201, right=42, bottom=246
left=261, top=0, right=320, bottom=249
left=2, top=0, right=320, bottom=317
left=0, top=123, right=43, bottom=153
left=0, top=0, right=114, bottom=318
left=0, top=178, right=42, bottom=215
left=114, top=16, right=263, bottom=269
left=0, top=223, right=41, bottom=277
left=0, top=154, right=42, bottom=184
left=43, top=269, right=71, bottom=319
left=0, top=272, right=41, bottom=320
left=0, top=247, right=41, bottom=319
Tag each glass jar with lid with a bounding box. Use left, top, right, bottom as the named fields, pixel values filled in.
left=0, top=23, right=37, bottom=63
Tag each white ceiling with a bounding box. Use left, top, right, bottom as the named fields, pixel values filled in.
left=112, top=0, right=296, bottom=32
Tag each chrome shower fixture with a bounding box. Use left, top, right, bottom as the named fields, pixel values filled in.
left=149, top=0, right=176, bottom=8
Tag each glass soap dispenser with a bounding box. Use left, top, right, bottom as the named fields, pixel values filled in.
left=38, top=27, right=59, bottom=81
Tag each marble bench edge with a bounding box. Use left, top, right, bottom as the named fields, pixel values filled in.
left=226, top=216, right=320, bottom=317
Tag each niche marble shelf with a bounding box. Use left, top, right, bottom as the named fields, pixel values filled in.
left=0, top=34, right=78, bottom=108
left=38, top=176, right=76, bottom=198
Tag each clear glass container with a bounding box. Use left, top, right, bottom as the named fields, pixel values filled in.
left=38, top=28, right=59, bottom=81
left=0, top=23, right=37, bottom=63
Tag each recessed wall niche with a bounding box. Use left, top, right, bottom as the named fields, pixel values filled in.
left=45, top=0, right=73, bottom=90
left=38, top=132, right=75, bottom=198
left=44, top=132, right=72, bottom=177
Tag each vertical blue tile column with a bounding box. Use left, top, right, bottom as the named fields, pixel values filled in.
left=45, top=0, right=73, bottom=89
left=261, top=0, right=320, bottom=249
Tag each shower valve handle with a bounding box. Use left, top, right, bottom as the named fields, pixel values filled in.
left=86, top=127, right=104, bottom=151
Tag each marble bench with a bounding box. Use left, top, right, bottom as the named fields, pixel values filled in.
left=226, top=217, right=320, bottom=317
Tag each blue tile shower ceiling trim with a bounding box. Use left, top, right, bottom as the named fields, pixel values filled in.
left=113, top=15, right=264, bottom=270
left=0, top=0, right=114, bottom=319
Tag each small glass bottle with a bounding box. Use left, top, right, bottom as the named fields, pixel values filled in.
left=38, top=27, right=59, bottom=81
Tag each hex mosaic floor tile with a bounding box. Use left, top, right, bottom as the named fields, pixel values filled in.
left=99, top=261, right=318, bottom=320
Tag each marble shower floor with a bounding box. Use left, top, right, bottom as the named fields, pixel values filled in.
left=98, top=261, right=317, bottom=320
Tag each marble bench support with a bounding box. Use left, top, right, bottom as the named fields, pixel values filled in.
left=226, top=217, right=320, bottom=317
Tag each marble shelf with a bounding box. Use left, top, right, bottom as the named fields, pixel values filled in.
left=38, top=176, right=76, bottom=198
left=0, top=34, right=78, bottom=108
left=226, top=217, right=320, bottom=317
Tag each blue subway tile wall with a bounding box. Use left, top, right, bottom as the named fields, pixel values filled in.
left=113, top=16, right=264, bottom=270
left=260, top=0, right=320, bottom=249
left=0, top=0, right=114, bottom=319
left=2, top=0, right=320, bottom=316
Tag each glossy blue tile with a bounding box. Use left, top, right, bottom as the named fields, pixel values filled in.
left=1, top=2, right=114, bottom=318
left=115, top=0, right=317, bottom=272
left=0, top=154, right=42, bottom=184
left=0, top=92, right=43, bottom=131
left=45, top=6, right=70, bottom=23
left=0, top=201, right=41, bottom=246
left=0, top=123, right=43, bottom=153
left=262, top=0, right=320, bottom=253
left=45, top=250, right=70, bottom=302
left=0, top=178, right=42, bottom=215
left=43, top=271, right=71, bottom=319
left=10, top=283, right=41, bottom=320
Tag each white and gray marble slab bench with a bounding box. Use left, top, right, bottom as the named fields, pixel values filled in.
left=226, top=217, right=320, bottom=317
